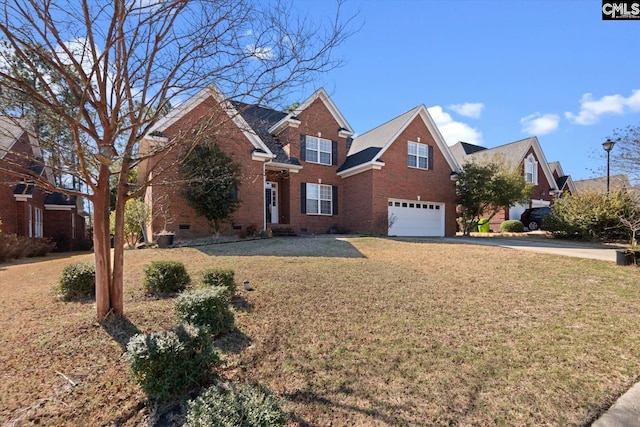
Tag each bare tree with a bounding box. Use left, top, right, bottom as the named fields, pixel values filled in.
left=0, top=0, right=353, bottom=319
left=611, top=123, right=640, bottom=184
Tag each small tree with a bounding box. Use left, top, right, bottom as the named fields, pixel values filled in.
left=180, top=143, right=242, bottom=238
left=456, top=161, right=534, bottom=235
left=110, top=198, right=150, bottom=248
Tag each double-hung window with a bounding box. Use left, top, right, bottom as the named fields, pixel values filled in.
left=306, top=183, right=332, bottom=215
left=524, top=154, right=538, bottom=184
left=408, top=141, right=429, bottom=169
left=305, top=136, right=332, bottom=165
left=34, top=207, right=43, bottom=238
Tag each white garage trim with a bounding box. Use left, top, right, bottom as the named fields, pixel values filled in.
left=387, top=198, right=445, bottom=237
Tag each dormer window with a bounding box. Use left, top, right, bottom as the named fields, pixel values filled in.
left=524, top=154, right=538, bottom=184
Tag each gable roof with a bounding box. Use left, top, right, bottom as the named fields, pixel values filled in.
left=268, top=88, right=354, bottom=137
left=548, top=161, right=577, bottom=194
left=458, top=136, right=559, bottom=191
left=337, top=105, right=460, bottom=177
left=450, top=141, right=486, bottom=165
left=145, top=85, right=274, bottom=158
left=574, top=174, right=630, bottom=193
left=0, top=117, right=42, bottom=160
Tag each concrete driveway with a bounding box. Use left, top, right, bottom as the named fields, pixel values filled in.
left=444, top=235, right=622, bottom=262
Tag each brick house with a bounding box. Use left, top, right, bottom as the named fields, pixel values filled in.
left=0, top=117, right=87, bottom=251
left=140, top=87, right=462, bottom=238
left=450, top=137, right=575, bottom=231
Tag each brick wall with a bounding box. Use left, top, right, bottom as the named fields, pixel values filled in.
left=343, top=116, right=458, bottom=236
left=146, top=96, right=265, bottom=239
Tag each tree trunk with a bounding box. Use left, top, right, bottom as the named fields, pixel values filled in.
left=93, top=166, right=112, bottom=320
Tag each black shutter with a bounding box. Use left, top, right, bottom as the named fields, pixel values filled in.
left=332, top=140, right=338, bottom=165
left=428, top=145, right=434, bottom=170
left=300, top=182, right=307, bottom=214
left=300, top=134, right=306, bottom=162
left=332, top=185, right=338, bottom=215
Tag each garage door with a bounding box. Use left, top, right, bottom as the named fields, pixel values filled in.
left=387, top=198, right=445, bottom=237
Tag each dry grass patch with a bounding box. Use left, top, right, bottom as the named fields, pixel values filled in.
left=1, top=237, right=640, bottom=426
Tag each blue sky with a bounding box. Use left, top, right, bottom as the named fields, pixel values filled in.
left=290, top=0, right=640, bottom=181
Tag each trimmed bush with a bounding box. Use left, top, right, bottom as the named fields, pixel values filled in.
left=176, top=287, right=234, bottom=336
left=500, top=220, right=524, bottom=233
left=143, top=260, right=190, bottom=294
left=126, top=324, right=219, bottom=402
left=185, top=380, right=289, bottom=427
left=201, top=268, right=236, bottom=297
left=0, top=235, right=55, bottom=263
left=56, top=262, right=96, bottom=300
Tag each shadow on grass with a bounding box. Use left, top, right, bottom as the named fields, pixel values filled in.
left=100, top=315, right=141, bottom=351
left=230, top=294, right=253, bottom=313
left=283, top=387, right=417, bottom=426
left=213, top=328, right=252, bottom=355
left=194, top=236, right=366, bottom=258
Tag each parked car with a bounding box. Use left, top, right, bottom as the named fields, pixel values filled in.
left=520, top=206, right=552, bottom=231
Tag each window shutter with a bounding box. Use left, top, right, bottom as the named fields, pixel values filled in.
left=332, top=185, right=338, bottom=215
left=300, top=182, right=307, bottom=214
left=300, top=134, right=306, bottom=162
left=332, top=140, right=338, bottom=165
left=428, top=145, right=434, bottom=170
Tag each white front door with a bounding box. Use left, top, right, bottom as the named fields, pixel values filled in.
left=265, top=182, right=278, bottom=224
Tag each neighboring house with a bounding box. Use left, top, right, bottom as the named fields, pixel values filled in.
left=140, top=87, right=461, bottom=238
left=450, top=137, right=571, bottom=231
left=573, top=174, right=631, bottom=194
left=0, top=117, right=87, bottom=251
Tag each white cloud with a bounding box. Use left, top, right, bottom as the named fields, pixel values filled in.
left=428, top=105, right=483, bottom=145
left=448, top=102, right=485, bottom=119
left=520, top=112, right=560, bottom=135
left=246, top=44, right=274, bottom=60
left=565, top=90, right=640, bottom=125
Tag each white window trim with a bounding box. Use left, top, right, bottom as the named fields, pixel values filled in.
left=306, top=183, right=333, bottom=216
left=408, top=141, right=429, bottom=170
left=34, top=207, right=43, bottom=238
left=305, top=135, right=332, bottom=166
left=524, top=154, right=538, bottom=185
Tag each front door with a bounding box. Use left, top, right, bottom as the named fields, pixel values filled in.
left=265, top=182, right=278, bottom=224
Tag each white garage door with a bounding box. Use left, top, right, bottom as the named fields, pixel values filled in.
left=388, top=198, right=445, bottom=237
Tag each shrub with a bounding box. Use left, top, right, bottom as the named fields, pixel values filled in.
left=201, top=268, right=236, bottom=297
left=0, top=235, right=56, bottom=263
left=56, top=262, right=96, bottom=300
left=176, top=287, right=234, bottom=336
left=500, top=220, right=524, bottom=233
left=185, top=380, right=289, bottom=427
left=143, top=260, right=190, bottom=294
left=126, top=324, right=219, bottom=402
left=25, top=237, right=56, bottom=257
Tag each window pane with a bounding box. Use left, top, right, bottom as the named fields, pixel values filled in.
left=307, top=183, right=319, bottom=199
left=320, top=185, right=332, bottom=199
left=306, top=136, right=318, bottom=150
left=320, top=152, right=331, bottom=165
left=418, top=157, right=427, bottom=169
left=307, top=199, right=319, bottom=214
left=320, top=200, right=331, bottom=214
left=319, top=139, right=331, bottom=152
left=408, top=155, right=417, bottom=167
left=408, top=142, right=417, bottom=155
left=417, top=144, right=427, bottom=157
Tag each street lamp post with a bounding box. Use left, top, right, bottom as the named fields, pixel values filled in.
left=602, top=139, right=616, bottom=193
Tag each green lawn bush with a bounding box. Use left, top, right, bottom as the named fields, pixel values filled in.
left=500, top=220, right=524, bottom=233
left=185, top=380, right=289, bottom=427
left=56, top=262, right=96, bottom=300
left=201, top=268, right=236, bottom=297
left=126, top=324, right=219, bottom=402
left=176, top=286, right=234, bottom=336
left=143, top=260, right=190, bottom=294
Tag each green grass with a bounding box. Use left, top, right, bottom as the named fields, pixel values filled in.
left=1, top=236, right=640, bottom=425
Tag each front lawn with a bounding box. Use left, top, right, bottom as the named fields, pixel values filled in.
left=1, top=236, right=639, bottom=425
